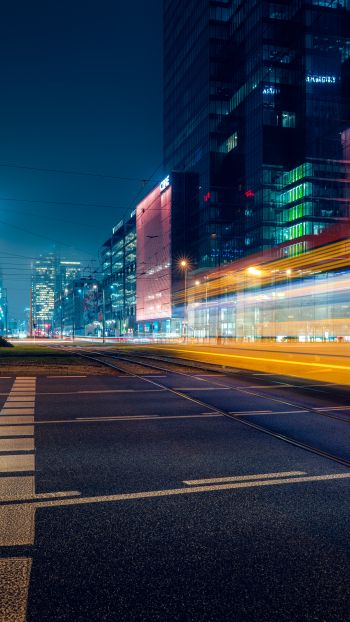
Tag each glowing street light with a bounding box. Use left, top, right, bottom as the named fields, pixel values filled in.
left=178, top=258, right=189, bottom=340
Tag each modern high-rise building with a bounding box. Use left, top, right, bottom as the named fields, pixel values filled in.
left=31, top=254, right=57, bottom=334
left=32, top=255, right=82, bottom=335
left=136, top=171, right=199, bottom=335
left=57, top=261, right=81, bottom=292
left=101, top=211, right=137, bottom=335
left=163, top=0, right=350, bottom=265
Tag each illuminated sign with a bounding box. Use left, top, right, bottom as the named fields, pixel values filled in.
left=244, top=189, right=255, bottom=198
left=263, top=86, right=280, bottom=95
left=306, top=75, right=336, bottom=84
left=160, top=175, right=170, bottom=192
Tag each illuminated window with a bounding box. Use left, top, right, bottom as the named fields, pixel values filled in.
left=226, top=132, right=238, bottom=152
left=312, top=0, right=347, bottom=7
left=281, top=111, right=296, bottom=128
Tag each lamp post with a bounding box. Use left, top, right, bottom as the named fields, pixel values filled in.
left=72, top=288, right=76, bottom=341
left=246, top=267, right=263, bottom=341
left=179, top=259, right=189, bottom=341
left=102, top=287, right=106, bottom=344
left=286, top=269, right=292, bottom=339
left=3, top=288, right=8, bottom=338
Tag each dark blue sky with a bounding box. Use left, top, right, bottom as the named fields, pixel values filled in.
left=0, top=1, right=163, bottom=318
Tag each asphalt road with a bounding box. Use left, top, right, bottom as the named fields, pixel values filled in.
left=1, top=364, right=350, bottom=621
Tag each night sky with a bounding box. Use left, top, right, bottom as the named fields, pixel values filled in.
left=0, top=1, right=163, bottom=319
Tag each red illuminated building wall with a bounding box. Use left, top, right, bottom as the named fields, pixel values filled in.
left=136, top=183, right=172, bottom=322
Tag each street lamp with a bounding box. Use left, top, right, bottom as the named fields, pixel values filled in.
left=102, top=287, right=106, bottom=344
left=178, top=259, right=189, bottom=341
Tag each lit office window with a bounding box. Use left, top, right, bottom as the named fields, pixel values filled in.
left=226, top=132, right=238, bottom=152
left=281, top=111, right=296, bottom=127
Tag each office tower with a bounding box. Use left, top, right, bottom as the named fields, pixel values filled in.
left=31, top=254, right=57, bottom=334
left=163, top=0, right=350, bottom=264
left=101, top=211, right=137, bottom=335
left=57, top=261, right=81, bottom=292
left=136, top=171, right=198, bottom=335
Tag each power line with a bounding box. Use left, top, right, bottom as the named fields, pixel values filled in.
left=0, top=196, right=127, bottom=210
left=0, top=162, right=162, bottom=184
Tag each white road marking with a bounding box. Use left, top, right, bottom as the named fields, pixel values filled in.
left=0, top=415, right=34, bottom=430
left=315, top=406, right=350, bottom=411
left=0, top=426, right=34, bottom=437
left=0, top=506, right=35, bottom=545
left=12, top=472, right=350, bottom=510
left=0, top=476, right=34, bottom=499
left=4, top=401, right=34, bottom=408
left=0, top=438, right=34, bottom=452
left=6, top=396, right=35, bottom=402
left=1, top=407, right=35, bottom=413
left=0, top=490, right=81, bottom=503
left=0, top=377, right=36, bottom=621
left=183, top=470, right=306, bottom=485
left=0, top=558, right=32, bottom=622
left=36, top=389, right=166, bottom=395
left=77, top=415, right=160, bottom=421
left=228, top=410, right=308, bottom=416
left=0, top=455, right=35, bottom=472
left=173, top=387, right=230, bottom=391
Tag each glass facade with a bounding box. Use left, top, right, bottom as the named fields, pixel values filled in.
left=136, top=171, right=198, bottom=335
left=164, top=0, right=350, bottom=263
left=100, top=212, right=136, bottom=335
left=31, top=254, right=57, bottom=335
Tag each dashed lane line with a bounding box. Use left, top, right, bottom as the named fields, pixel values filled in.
left=3, top=472, right=349, bottom=510
left=183, top=470, right=306, bottom=485
left=229, top=409, right=309, bottom=416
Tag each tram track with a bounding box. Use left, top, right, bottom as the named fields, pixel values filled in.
left=87, top=349, right=350, bottom=427
left=70, top=348, right=350, bottom=471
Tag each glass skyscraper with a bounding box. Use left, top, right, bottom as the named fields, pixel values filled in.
left=31, top=254, right=57, bottom=334
left=163, top=0, right=350, bottom=264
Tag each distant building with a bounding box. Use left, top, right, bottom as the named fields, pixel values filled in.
left=54, top=278, right=100, bottom=337
left=57, top=261, right=81, bottom=293
left=31, top=254, right=57, bottom=335
left=33, top=255, right=82, bottom=336
left=100, top=211, right=136, bottom=335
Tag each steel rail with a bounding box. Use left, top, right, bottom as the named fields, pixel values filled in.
left=71, top=349, right=350, bottom=470
left=106, top=350, right=350, bottom=427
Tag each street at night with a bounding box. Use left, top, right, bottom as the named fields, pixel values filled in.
left=0, top=346, right=350, bottom=620
left=1, top=0, right=350, bottom=619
